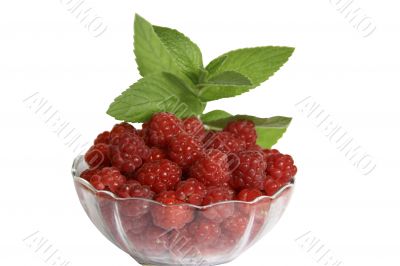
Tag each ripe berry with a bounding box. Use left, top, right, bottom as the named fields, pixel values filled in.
left=84, top=143, right=110, bottom=168
left=94, top=131, right=111, bottom=144
left=224, top=120, right=257, bottom=147
left=202, top=186, right=235, bottom=223
left=206, top=132, right=246, bottom=154
left=146, top=112, right=184, bottom=148
left=263, top=148, right=280, bottom=160
left=123, top=213, right=151, bottom=235
left=80, top=168, right=101, bottom=182
left=118, top=181, right=155, bottom=217
left=175, top=178, right=206, bottom=205
left=230, top=150, right=266, bottom=190
left=89, top=167, right=126, bottom=193
left=168, top=133, right=205, bottom=170
left=145, top=147, right=167, bottom=162
left=109, top=133, right=149, bottom=175
left=110, top=122, right=137, bottom=140
left=189, top=149, right=230, bottom=187
left=236, top=188, right=263, bottom=202
left=189, top=218, right=221, bottom=246
left=151, top=191, right=194, bottom=230
left=140, top=226, right=170, bottom=255
left=222, top=212, right=250, bottom=239
left=265, top=151, right=297, bottom=184
left=183, top=116, right=206, bottom=141
left=116, top=180, right=141, bottom=198
left=264, top=178, right=282, bottom=196
left=136, top=159, right=182, bottom=193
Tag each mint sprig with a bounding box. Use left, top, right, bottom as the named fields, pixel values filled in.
left=107, top=14, right=295, bottom=148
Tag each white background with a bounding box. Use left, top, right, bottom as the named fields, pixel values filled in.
left=1, top=0, right=399, bottom=265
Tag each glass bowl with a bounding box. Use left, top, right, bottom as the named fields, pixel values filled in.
left=72, top=155, right=294, bottom=266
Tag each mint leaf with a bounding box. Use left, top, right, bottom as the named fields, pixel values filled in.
left=206, top=71, right=252, bottom=86
left=202, top=114, right=292, bottom=148
left=203, top=47, right=294, bottom=100
left=107, top=72, right=205, bottom=122
left=201, top=110, right=232, bottom=123
left=134, top=15, right=202, bottom=83
left=153, top=26, right=203, bottom=83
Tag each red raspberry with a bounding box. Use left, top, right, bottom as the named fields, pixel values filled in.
left=222, top=212, right=249, bottom=239
left=124, top=213, right=151, bottom=235
left=265, top=150, right=297, bottom=184
left=116, top=180, right=141, bottom=198
left=263, top=148, right=280, bottom=160
left=139, top=226, right=170, bottom=255
left=94, top=131, right=111, bottom=144
left=175, top=178, right=206, bottom=205
left=146, top=112, right=184, bottom=148
left=151, top=191, right=194, bottom=230
left=189, top=149, right=230, bottom=187
left=109, top=133, right=149, bottom=175
left=206, top=132, right=246, bottom=154
left=84, top=143, right=110, bottom=168
left=118, top=181, right=155, bottom=217
left=189, top=218, right=221, bottom=246
left=136, top=159, right=182, bottom=193
left=183, top=116, right=206, bottom=141
left=168, top=133, right=205, bottom=170
left=230, top=150, right=266, bottom=190
left=89, top=167, right=126, bottom=193
left=80, top=168, right=101, bottom=182
left=224, top=120, right=257, bottom=147
left=110, top=122, right=137, bottom=140
left=236, top=188, right=263, bottom=202
left=201, top=186, right=235, bottom=223
left=145, top=147, right=167, bottom=162
left=264, top=178, right=283, bottom=196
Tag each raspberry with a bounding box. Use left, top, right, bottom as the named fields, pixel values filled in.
left=263, top=148, right=280, bottom=159
left=80, top=168, right=101, bottom=182
left=175, top=178, right=206, bottom=205
left=151, top=191, right=194, bottom=230
left=94, top=131, right=111, bottom=144
left=206, top=132, right=246, bottom=154
left=265, top=150, right=297, bottom=184
left=189, top=218, right=221, bottom=246
left=136, top=159, right=182, bottom=193
left=116, top=180, right=141, bottom=198
left=236, top=188, right=263, bottom=202
left=189, top=149, right=230, bottom=187
left=89, top=167, right=126, bottom=193
left=84, top=143, right=110, bottom=168
left=110, top=122, right=137, bottom=140
left=146, top=112, right=183, bottom=148
left=123, top=213, right=151, bottom=235
left=109, top=133, right=149, bottom=175
left=201, top=186, right=235, bottom=223
left=264, top=178, right=283, bottom=196
left=222, top=212, right=249, bottom=239
left=224, top=120, right=257, bottom=147
left=118, top=183, right=155, bottom=218
left=168, top=133, right=205, bottom=170
left=139, top=226, right=170, bottom=255
left=183, top=116, right=206, bottom=141
left=230, top=150, right=266, bottom=190
left=145, top=147, right=167, bottom=162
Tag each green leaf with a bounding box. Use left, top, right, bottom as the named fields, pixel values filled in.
left=153, top=26, right=203, bottom=83
left=201, top=110, right=232, bottom=123
left=203, top=47, right=294, bottom=100
left=107, top=72, right=205, bottom=122
left=206, top=71, right=252, bottom=86
left=202, top=114, right=292, bottom=148
left=134, top=14, right=202, bottom=83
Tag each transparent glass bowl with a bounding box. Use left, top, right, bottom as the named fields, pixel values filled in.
left=72, top=156, right=294, bottom=266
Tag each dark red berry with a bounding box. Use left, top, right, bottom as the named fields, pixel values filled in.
left=89, top=167, right=126, bottom=193
left=264, top=178, right=282, bottom=196
left=183, top=116, right=206, bottom=141
left=168, top=133, right=205, bottom=170
left=202, top=186, right=235, bottom=223
left=116, top=180, right=141, bottom=198
left=263, top=148, right=280, bottom=160
left=265, top=150, right=297, bottom=184
left=189, top=149, right=231, bottom=187
left=175, top=178, right=206, bottom=205
left=189, top=218, right=221, bottom=246
left=151, top=191, right=194, bottom=230
left=109, top=133, right=149, bottom=175
left=206, top=132, right=246, bottom=154
left=80, top=168, right=101, bottom=182
left=224, top=120, right=257, bottom=147
left=230, top=150, right=266, bottom=190
left=236, top=188, right=263, bottom=202
left=84, top=143, right=110, bottom=168
left=146, top=112, right=184, bottom=148
left=145, top=147, right=167, bottom=162
left=110, top=122, right=136, bottom=140
left=94, top=131, right=111, bottom=144
left=136, top=159, right=182, bottom=193
left=118, top=181, right=155, bottom=217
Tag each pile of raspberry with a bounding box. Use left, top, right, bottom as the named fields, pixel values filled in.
left=82, top=112, right=297, bottom=204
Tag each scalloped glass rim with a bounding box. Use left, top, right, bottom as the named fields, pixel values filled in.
left=72, top=155, right=295, bottom=208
